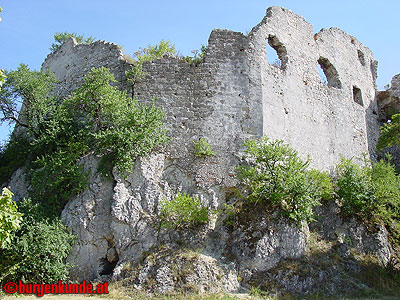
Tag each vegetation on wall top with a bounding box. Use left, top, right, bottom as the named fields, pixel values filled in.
left=50, top=32, right=95, bottom=52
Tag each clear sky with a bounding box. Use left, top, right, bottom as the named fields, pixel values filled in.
left=1, top=0, right=399, bottom=142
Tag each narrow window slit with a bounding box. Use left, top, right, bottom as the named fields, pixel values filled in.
left=353, top=86, right=363, bottom=106
left=357, top=50, right=365, bottom=66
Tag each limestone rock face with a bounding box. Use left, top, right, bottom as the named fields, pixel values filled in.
left=389, top=74, right=400, bottom=99
left=114, top=249, right=240, bottom=294
left=7, top=167, right=29, bottom=202
left=231, top=216, right=309, bottom=274
left=61, top=156, right=115, bottom=280
left=310, top=202, right=393, bottom=265
left=377, top=74, right=400, bottom=122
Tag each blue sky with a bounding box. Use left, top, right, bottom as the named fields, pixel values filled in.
left=1, top=0, right=399, bottom=142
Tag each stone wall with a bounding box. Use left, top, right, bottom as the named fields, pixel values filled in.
left=41, top=7, right=380, bottom=172
left=248, top=7, right=379, bottom=169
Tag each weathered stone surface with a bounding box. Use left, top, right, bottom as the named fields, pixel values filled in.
left=61, top=156, right=115, bottom=280
left=377, top=73, right=400, bottom=121
left=310, top=202, right=393, bottom=265
left=389, top=74, right=400, bottom=99
left=41, top=37, right=128, bottom=98
left=6, top=167, right=29, bottom=202
left=114, top=248, right=240, bottom=294
left=231, top=215, right=309, bottom=274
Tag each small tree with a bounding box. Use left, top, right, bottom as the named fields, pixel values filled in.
left=50, top=32, right=95, bottom=52
left=0, top=64, right=58, bottom=137
left=335, top=156, right=400, bottom=241
left=236, top=137, right=321, bottom=225
left=160, top=192, right=210, bottom=229
left=0, top=188, right=22, bottom=248
left=125, top=40, right=177, bottom=97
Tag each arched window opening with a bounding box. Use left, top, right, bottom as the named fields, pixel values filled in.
left=318, top=57, right=342, bottom=89
left=357, top=50, right=365, bottom=66
left=266, top=35, right=288, bottom=70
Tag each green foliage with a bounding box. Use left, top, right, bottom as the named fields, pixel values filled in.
left=160, top=192, right=210, bottom=229
left=0, top=137, right=30, bottom=185
left=125, top=40, right=177, bottom=96
left=193, top=138, right=215, bottom=157
left=67, top=66, right=169, bottom=176
left=377, top=114, right=400, bottom=151
left=306, top=169, right=334, bottom=201
left=235, top=137, right=321, bottom=225
left=0, top=198, right=74, bottom=283
left=50, top=32, right=95, bottom=52
left=336, top=158, right=379, bottom=218
left=336, top=155, right=400, bottom=242
left=0, top=64, right=58, bottom=136
left=0, top=65, right=168, bottom=213
left=0, top=188, right=22, bottom=248
left=183, top=44, right=208, bottom=65
left=0, top=69, right=5, bottom=90
left=134, top=40, right=177, bottom=61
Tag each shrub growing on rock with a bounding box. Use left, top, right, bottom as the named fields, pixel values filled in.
left=160, top=192, right=210, bottom=229
left=0, top=198, right=74, bottom=283
left=235, top=137, right=322, bottom=226
left=0, top=188, right=22, bottom=248
left=336, top=156, right=400, bottom=242
left=193, top=138, right=215, bottom=157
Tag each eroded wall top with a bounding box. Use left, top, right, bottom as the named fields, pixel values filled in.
left=40, top=6, right=381, bottom=171
left=246, top=6, right=380, bottom=169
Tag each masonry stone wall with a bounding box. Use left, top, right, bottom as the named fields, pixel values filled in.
left=41, top=6, right=380, bottom=172
left=247, top=7, right=379, bottom=169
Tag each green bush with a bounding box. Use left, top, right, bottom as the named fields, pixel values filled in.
left=306, top=169, right=334, bottom=202
left=193, top=138, right=215, bottom=157
left=66, top=66, right=169, bottom=177
left=0, top=188, right=23, bottom=248
left=50, top=32, right=95, bottom=52
left=336, top=158, right=379, bottom=218
left=160, top=192, right=210, bottom=229
left=336, top=156, right=400, bottom=242
left=377, top=114, right=400, bottom=151
left=235, top=137, right=321, bottom=225
left=0, top=198, right=74, bottom=283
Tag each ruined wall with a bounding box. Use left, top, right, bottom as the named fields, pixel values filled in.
left=248, top=7, right=379, bottom=169
left=41, top=6, right=380, bottom=172
left=38, top=6, right=383, bottom=280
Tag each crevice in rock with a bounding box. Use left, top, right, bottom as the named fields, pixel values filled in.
left=98, top=245, right=119, bottom=276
